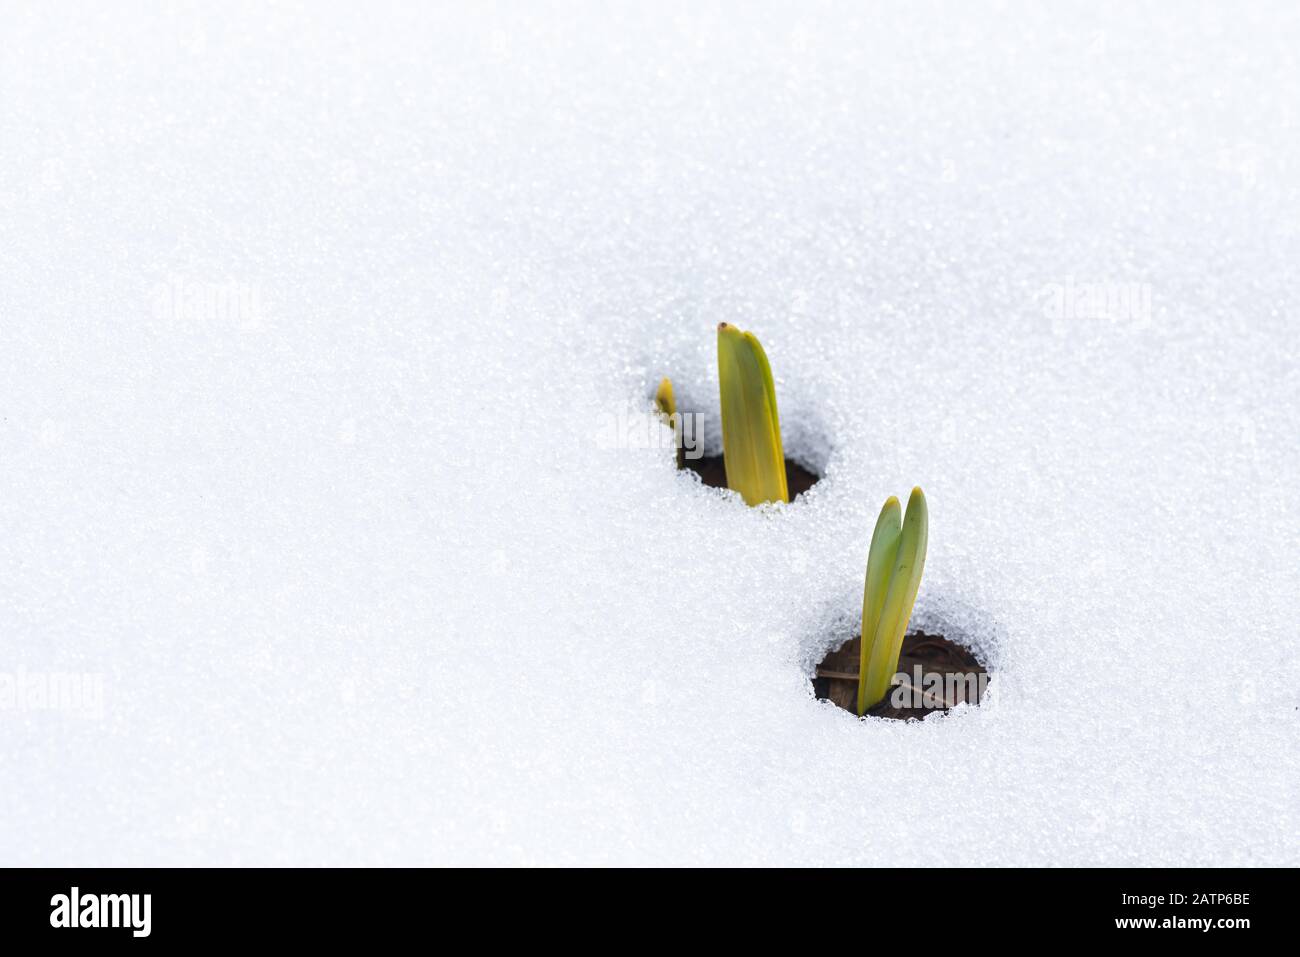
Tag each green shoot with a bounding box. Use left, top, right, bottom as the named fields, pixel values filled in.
left=858, top=487, right=929, bottom=715
left=654, top=376, right=683, bottom=468
left=716, top=323, right=788, bottom=506
left=654, top=376, right=677, bottom=421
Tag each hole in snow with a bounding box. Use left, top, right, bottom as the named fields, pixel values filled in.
left=650, top=375, right=830, bottom=502
left=813, top=631, right=988, bottom=721
left=682, top=454, right=821, bottom=502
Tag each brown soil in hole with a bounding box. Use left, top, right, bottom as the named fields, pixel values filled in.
left=814, top=631, right=987, bottom=721
left=683, top=454, right=820, bottom=501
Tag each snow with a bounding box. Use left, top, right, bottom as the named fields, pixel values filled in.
left=2, top=1, right=1297, bottom=865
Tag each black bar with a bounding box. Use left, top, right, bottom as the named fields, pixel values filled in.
left=0, top=867, right=1283, bottom=946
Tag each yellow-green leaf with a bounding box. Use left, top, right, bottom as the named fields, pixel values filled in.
left=717, top=323, right=788, bottom=505
left=654, top=377, right=676, bottom=420
left=858, top=496, right=902, bottom=715
left=654, top=376, right=683, bottom=469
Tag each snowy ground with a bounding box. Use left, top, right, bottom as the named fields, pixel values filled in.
left=2, top=2, right=1297, bottom=866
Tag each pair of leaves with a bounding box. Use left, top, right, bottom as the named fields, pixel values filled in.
left=858, top=487, right=929, bottom=715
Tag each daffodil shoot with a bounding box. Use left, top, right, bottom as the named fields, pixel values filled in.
left=654, top=376, right=684, bottom=468
left=654, top=376, right=676, bottom=421
left=716, top=323, right=788, bottom=506
left=858, top=487, right=929, bottom=715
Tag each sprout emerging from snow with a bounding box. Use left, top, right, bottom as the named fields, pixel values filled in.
left=654, top=376, right=684, bottom=469
left=654, top=376, right=676, bottom=421
left=716, top=323, right=788, bottom=506
left=858, top=487, right=929, bottom=715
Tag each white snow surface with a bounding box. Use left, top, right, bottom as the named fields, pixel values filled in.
left=2, top=1, right=1298, bottom=866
